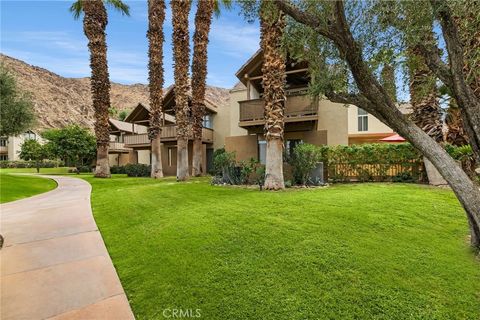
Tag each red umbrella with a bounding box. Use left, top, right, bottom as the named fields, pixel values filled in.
left=380, top=134, right=406, bottom=142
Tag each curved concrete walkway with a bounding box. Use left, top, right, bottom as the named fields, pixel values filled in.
left=1, top=175, right=135, bottom=320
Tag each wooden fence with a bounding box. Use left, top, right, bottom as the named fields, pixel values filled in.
left=327, top=161, right=424, bottom=182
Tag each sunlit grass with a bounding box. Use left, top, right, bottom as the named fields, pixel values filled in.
left=85, top=176, right=479, bottom=320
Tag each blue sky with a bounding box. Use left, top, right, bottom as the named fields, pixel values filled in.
left=0, top=1, right=260, bottom=89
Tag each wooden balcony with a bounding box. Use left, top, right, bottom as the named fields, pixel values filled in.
left=109, top=142, right=131, bottom=153
left=124, top=125, right=214, bottom=147
left=0, top=146, right=7, bottom=153
left=239, top=94, right=318, bottom=127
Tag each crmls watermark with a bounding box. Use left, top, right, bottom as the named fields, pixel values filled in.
left=162, top=308, right=201, bottom=318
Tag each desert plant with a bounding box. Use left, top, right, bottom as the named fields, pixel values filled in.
left=290, top=143, right=323, bottom=185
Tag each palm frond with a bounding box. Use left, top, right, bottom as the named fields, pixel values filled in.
left=214, top=0, right=232, bottom=18
left=106, top=0, right=130, bottom=16
left=69, top=0, right=83, bottom=20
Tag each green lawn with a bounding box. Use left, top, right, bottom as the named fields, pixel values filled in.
left=84, top=176, right=479, bottom=320
left=0, top=174, right=57, bottom=203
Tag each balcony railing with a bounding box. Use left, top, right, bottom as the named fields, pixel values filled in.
left=239, top=94, right=318, bottom=123
left=0, top=146, right=7, bottom=153
left=124, top=125, right=214, bottom=146
left=109, top=142, right=130, bottom=152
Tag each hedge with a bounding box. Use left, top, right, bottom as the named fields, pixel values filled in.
left=0, top=160, right=64, bottom=168
left=324, top=143, right=423, bottom=182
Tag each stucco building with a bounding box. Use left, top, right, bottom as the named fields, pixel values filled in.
left=108, top=50, right=400, bottom=174
left=0, top=130, right=43, bottom=161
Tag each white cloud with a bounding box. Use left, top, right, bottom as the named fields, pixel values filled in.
left=210, top=18, right=259, bottom=58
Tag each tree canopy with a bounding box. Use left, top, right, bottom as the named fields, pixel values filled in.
left=0, top=66, right=36, bottom=137
left=42, top=125, right=96, bottom=168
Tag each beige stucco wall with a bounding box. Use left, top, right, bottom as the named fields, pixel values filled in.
left=109, top=153, right=131, bottom=167
left=317, top=100, right=349, bottom=146
left=225, top=135, right=258, bottom=162
left=228, top=89, right=249, bottom=138
left=347, top=105, right=393, bottom=135
left=137, top=150, right=151, bottom=165
left=7, top=132, right=44, bottom=161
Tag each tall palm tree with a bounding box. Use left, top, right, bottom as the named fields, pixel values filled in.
left=191, top=0, right=214, bottom=177
left=406, top=25, right=443, bottom=143
left=191, top=0, right=231, bottom=176
left=171, top=0, right=191, bottom=181
left=260, top=0, right=286, bottom=190
left=70, top=0, right=129, bottom=178
left=147, top=0, right=166, bottom=179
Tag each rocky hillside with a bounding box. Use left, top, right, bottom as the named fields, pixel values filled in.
left=1, top=54, right=230, bottom=131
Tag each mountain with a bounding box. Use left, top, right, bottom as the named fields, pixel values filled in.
left=0, top=54, right=230, bottom=131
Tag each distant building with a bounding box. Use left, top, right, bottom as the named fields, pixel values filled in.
left=0, top=130, right=44, bottom=161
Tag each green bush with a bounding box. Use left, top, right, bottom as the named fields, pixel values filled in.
left=78, top=166, right=92, bottom=173
left=124, top=163, right=151, bottom=177
left=290, top=143, right=325, bottom=185
left=0, top=160, right=63, bottom=168
left=110, top=165, right=126, bottom=174
left=325, top=143, right=423, bottom=183
left=212, top=148, right=239, bottom=184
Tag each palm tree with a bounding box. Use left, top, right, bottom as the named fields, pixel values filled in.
left=147, top=0, right=166, bottom=179
left=171, top=0, right=192, bottom=181
left=191, top=0, right=214, bottom=177
left=260, top=0, right=286, bottom=190
left=381, top=63, right=397, bottom=102
left=191, top=0, right=231, bottom=176
left=70, top=0, right=129, bottom=178
left=406, top=27, right=443, bottom=143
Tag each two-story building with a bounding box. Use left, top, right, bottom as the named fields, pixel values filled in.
left=223, top=50, right=396, bottom=163
left=108, top=86, right=231, bottom=175
left=109, top=50, right=401, bottom=174
left=0, top=130, right=43, bottom=161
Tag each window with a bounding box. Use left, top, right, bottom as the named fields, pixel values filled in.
left=0, top=138, right=7, bottom=147
left=23, top=131, right=36, bottom=140
left=258, top=140, right=267, bottom=165
left=203, top=114, right=212, bottom=129
left=358, top=108, right=368, bottom=131
left=0, top=155, right=8, bottom=161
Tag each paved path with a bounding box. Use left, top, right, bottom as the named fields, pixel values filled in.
left=1, top=175, right=135, bottom=320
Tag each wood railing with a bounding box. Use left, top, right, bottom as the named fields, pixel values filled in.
left=109, top=142, right=130, bottom=152
left=239, top=94, right=318, bottom=122
left=124, top=126, right=214, bottom=146
left=0, top=146, right=7, bottom=153
left=124, top=134, right=149, bottom=146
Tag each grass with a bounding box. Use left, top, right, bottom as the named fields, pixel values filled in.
left=84, top=176, right=479, bottom=319
left=0, top=173, right=57, bottom=203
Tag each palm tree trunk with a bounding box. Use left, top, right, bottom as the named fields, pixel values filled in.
left=147, top=0, right=166, bottom=179
left=191, top=0, right=214, bottom=177
left=171, top=0, right=191, bottom=181
left=260, top=0, right=286, bottom=190
left=83, top=0, right=111, bottom=178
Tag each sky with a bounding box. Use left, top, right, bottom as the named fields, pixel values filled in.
left=0, top=0, right=260, bottom=89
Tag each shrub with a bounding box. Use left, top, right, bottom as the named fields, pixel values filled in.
left=326, top=143, right=423, bottom=183
left=78, top=165, right=91, bottom=173
left=290, top=143, right=324, bottom=185
left=110, top=165, right=126, bottom=174
left=445, top=144, right=477, bottom=182
left=392, top=172, right=415, bottom=183
left=124, top=163, right=151, bottom=177
left=239, top=158, right=259, bottom=184
left=0, top=160, right=63, bottom=168
left=212, top=148, right=238, bottom=184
